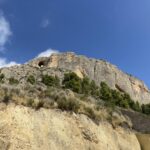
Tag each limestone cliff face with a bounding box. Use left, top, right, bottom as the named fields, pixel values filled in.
left=1, top=52, right=150, bottom=104
left=0, top=104, right=141, bottom=150
left=29, top=52, right=150, bottom=104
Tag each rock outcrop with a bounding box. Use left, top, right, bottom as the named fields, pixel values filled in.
left=0, top=52, right=150, bottom=150
left=0, top=103, right=141, bottom=150
left=1, top=52, right=150, bottom=104
left=34, top=52, right=150, bottom=104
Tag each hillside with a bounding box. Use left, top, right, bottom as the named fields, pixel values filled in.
left=0, top=103, right=142, bottom=150
left=1, top=52, right=150, bottom=104
left=0, top=52, right=149, bottom=150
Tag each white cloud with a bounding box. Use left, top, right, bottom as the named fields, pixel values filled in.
left=0, top=12, right=17, bottom=68
left=0, top=57, right=19, bottom=68
left=0, top=12, right=12, bottom=51
left=41, top=19, right=50, bottom=28
left=37, top=49, right=59, bottom=58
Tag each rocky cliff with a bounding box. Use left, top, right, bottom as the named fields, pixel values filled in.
left=0, top=103, right=142, bottom=150
left=0, top=52, right=150, bottom=150
left=1, top=52, right=149, bottom=104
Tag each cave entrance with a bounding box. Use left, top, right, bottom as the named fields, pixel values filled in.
left=38, top=61, right=45, bottom=68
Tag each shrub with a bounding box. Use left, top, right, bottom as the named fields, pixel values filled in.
left=84, top=107, right=97, bottom=120
left=142, top=104, right=150, bottom=115
left=99, top=82, right=143, bottom=112
left=35, top=100, right=44, bottom=110
left=2, top=94, right=11, bottom=104
left=42, top=75, right=60, bottom=87
left=90, top=80, right=100, bottom=97
left=9, top=77, right=19, bottom=85
left=27, top=75, right=36, bottom=85
left=100, top=82, right=112, bottom=101
left=118, top=99, right=130, bottom=109
left=27, top=99, right=34, bottom=107
left=63, top=72, right=82, bottom=93
left=81, top=77, right=91, bottom=95
left=63, top=73, right=101, bottom=97
left=105, top=101, right=116, bottom=109
left=131, top=101, right=142, bottom=112
left=57, top=97, right=80, bottom=113
left=0, top=74, right=4, bottom=83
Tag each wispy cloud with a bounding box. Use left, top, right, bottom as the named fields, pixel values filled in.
left=0, top=12, right=12, bottom=50
left=0, top=11, right=19, bottom=68
left=0, top=48, right=59, bottom=68
left=40, top=19, right=50, bottom=28
left=0, top=12, right=12, bottom=51
left=37, top=49, right=59, bottom=58
left=0, top=57, right=19, bottom=68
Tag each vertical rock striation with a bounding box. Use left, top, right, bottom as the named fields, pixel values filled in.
left=29, top=52, right=150, bottom=104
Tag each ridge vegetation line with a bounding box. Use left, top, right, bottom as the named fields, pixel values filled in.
left=0, top=72, right=150, bottom=117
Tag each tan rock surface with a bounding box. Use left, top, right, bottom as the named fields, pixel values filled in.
left=1, top=52, right=150, bottom=104
left=0, top=104, right=141, bottom=150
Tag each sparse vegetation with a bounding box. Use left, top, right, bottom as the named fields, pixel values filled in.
left=84, top=106, right=97, bottom=120
left=63, top=72, right=82, bottom=93
left=35, top=100, right=44, bottom=110
left=81, top=77, right=91, bottom=95
left=63, top=72, right=100, bottom=97
left=90, top=80, right=100, bottom=97
left=27, top=75, right=36, bottom=85
left=100, top=81, right=142, bottom=112
left=0, top=74, right=4, bottom=83
left=57, top=97, right=80, bottom=113
left=27, top=99, right=34, bottom=107
left=142, top=104, right=150, bottom=115
left=9, top=77, right=19, bottom=85
left=62, top=72, right=150, bottom=115
left=0, top=70, right=149, bottom=126
left=42, top=75, right=60, bottom=87
left=2, top=94, right=11, bottom=104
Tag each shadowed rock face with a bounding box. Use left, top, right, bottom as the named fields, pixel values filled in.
left=121, top=109, right=150, bottom=133
left=1, top=52, right=150, bottom=104
left=29, top=52, right=150, bottom=104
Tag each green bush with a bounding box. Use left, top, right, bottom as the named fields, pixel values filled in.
left=142, top=104, right=150, bottom=115
left=118, top=99, right=130, bottom=109
left=63, top=73, right=100, bottom=97
left=27, top=75, right=36, bottom=85
left=0, top=74, right=4, bottom=83
left=90, top=80, right=100, bottom=97
left=81, top=78, right=100, bottom=97
left=9, top=77, right=19, bottom=85
left=42, top=75, right=60, bottom=87
left=130, top=101, right=142, bottom=112
left=81, top=77, right=91, bottom=95
left=99, top=82, right=143, bottom=112
left=2, top=94, right=11, bottom=104
left=62, top=74, right=149, bottom=115
left=63, top=72, right=82, bottom=93
left=57, top=97, right=80, bottom=113
left=27, top=99, right=34, bottom=107
left=100, top=82, right=112, bottom=101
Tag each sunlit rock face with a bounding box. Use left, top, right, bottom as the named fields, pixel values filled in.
left=28, top=52, right=150, bottom=104
left=0, top=52, right=150, bottom=104
left=0, top=104, right=141, bottom=150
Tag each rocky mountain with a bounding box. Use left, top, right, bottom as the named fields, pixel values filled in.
left=1, top=52, right=150, bottom=104
left=0, top=52, right=149, bottom=150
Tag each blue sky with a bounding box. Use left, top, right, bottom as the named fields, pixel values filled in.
left=0, top=0, right=150, bottom=87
